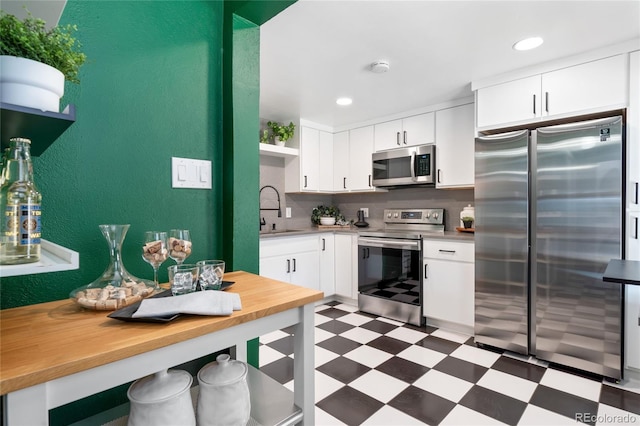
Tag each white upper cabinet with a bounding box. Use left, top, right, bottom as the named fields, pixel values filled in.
left=435, top=103, right=475, bottom=188
left=349, top=126, right=375, bottom=190
left=285, top=125, right=333, bottom=193
left=333, top=131, right=350, bottom=192
left=300, top=126, right=320, bottom=191
left=541, top=54, right=627, bottom=117
left=629, top=50, right=640, bottom=212
left=374, top=112, right=435, bottom=151
left=318, top=130, right=334, bottom=192
left=477, top=75, right=541, bottom=128
left=476, top=54, right=629, bottom=129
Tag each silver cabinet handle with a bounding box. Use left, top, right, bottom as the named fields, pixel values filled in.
left=286, top=259, right=290, bottom=273
left=343, top=177, right=347, bottom=189
left=322, top=238, right=326, bottom=251
left=634, top=182, right=639, bottom=205
left=292, top=258, right=296, bottom=272
left=533, top=94, right=536, bottom=115
left=437, top=169, right=441, bottom=184
left=368, top=174, right=372, bottom=187
left=633, top=217, right=639, bottom=240
left=424, top=263, right=428, bottom=279
left=403, top=130, right=407, bottom=145
left=304, top=175, right=308, bottom=188
left=396, top=132, right=400, bottom=145
left=439, top=249, right=456, bottom=253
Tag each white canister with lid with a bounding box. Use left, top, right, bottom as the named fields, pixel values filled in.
left=127, top=369, right=195, bottom=426
left=197, top=354, right=251, bottom=426
left=460, top=204, right=475, bottom=227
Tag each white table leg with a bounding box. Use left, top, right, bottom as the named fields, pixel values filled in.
left=4, top=384, right=48, bottom=426
left=293, top=303, right=315, bottom=425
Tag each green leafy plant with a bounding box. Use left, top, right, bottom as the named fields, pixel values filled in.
left=311, top=205, right=345, bottom=225
left=462, top=216, right=474, bottom=223
left=0, top=9, right=87, bottom=83
left=267, top=121, right=296, bottom=142
left=260, top=129, right=270, bottom=144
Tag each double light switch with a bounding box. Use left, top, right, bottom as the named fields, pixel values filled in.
left=172, top=157, right=212, bottom=189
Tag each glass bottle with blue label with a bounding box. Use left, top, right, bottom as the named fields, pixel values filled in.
left=0, top=137, right=41, bottom=264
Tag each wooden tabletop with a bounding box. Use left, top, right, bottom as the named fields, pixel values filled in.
left=0, top=271, right=323, bottom=395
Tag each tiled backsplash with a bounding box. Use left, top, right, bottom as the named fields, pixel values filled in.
left=260, top=157, right=474, bottom=232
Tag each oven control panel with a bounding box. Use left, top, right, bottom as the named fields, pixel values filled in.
left=384, top=208, right=444, bottom=225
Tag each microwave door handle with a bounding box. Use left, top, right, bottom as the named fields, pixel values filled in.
left=410, top=151, right=416, bottom=181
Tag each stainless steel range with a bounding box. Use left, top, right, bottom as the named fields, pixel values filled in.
left=357, top=208, right=445, bottom=326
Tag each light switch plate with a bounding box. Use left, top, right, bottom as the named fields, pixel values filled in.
left=286, top=207, right=292, bottom=218
left=360, top=207, right=369, bottom=218
left=172, top=157, right=212, bottom=189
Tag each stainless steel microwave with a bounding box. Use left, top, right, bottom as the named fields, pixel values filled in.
left=372, top=144, right=435, bottom=187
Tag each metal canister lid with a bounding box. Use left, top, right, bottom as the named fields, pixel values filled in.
left=198, top=354, right=248, bottom=386
left=9, top=137, right=31, bottom=144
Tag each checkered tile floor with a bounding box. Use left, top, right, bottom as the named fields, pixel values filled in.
left=258, top=301, right=640, bottom=425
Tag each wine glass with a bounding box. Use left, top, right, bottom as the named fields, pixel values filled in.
left=142, top=231, right=168, bottom=289
left=168, top=229, right=192, bottom=265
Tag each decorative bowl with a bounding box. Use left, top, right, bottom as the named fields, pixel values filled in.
left=320, top=216, right=336, bottom=226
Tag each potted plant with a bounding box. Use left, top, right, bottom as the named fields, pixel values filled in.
left=267, top=121, right=295, bottom=146
left=462, top=216, right=474, bottom=229
left=0, top=9, right=87, bottom=112
left=311, top=205, right=345, bottom=226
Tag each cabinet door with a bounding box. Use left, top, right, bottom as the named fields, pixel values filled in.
left=423, top=258, right=474, bottom=328
left=402, top=112, right=435, bottom=146
left=349, top=126, right=375, bottom=190
left=435, top=103, right=475, bottom=188
left=541, top=54, right=627, bottom=117
left=476, top=75, right=541, bottom=128
left=628, top=51, right=639, bottom=212
left=374, top=119, right=402, bottom=151
left=259, top=254, right=291, bottom=283
left=334, top=234, right=354, bottom=298
left=290, top=250, right=320, bottom=290
left=333, top=131, right=350, bottom=191
left=318, top=131, right=334, bottom=192
left=319, top=234, right=335, bottom=297
left=300, top=126, right=319, bottom=191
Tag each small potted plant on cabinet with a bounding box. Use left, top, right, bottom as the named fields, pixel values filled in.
left=0, top=9, right=87, bottom=112
left=311, top=205, right=345, bottom=226
left=462, top=216, right=474, bottom=229
left=267, top=121, right=295, bottom=147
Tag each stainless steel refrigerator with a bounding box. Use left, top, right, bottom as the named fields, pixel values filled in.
left=474, top=115, right=624, bottom=380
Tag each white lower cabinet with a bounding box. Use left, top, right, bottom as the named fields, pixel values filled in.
left=319, top=233, right=335, bottom=296
left=422, top=239, right=475, bottom=330
left=260, top=236, right=320, bottom=291
left=334, top=234, right=356, bottom=299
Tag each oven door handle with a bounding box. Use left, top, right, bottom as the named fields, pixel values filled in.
left=358, top=237, right=420, bottom=251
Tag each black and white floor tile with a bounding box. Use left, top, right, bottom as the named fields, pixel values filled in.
left=259, top=301, right=640, bottom=426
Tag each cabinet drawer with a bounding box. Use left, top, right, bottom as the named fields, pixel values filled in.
left=260, top=235, right=318, bottom=258
left=423, top=240, right=474, bottom=262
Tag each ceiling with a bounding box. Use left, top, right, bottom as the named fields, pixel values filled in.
left=259, top=0, right=640, bottom=130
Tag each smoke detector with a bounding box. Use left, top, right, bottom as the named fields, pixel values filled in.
left=370, top=60, right=390, bottom=73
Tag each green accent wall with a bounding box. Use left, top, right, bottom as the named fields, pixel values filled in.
left=0, top=0, right=294, bottom=422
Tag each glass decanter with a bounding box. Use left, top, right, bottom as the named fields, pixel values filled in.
left=70, top=224, right=155, bottom=310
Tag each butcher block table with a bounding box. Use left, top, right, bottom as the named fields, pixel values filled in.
left=0, top=271, right=323, bottom=425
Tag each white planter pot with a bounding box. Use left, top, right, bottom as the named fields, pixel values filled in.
left=0, top=56, right=64, bottom=112
left=274, top=137, right=285, bottom=147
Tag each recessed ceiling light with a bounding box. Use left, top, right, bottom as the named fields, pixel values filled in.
left=336, top=97, right=353, bottom=106
left=513, top=37, right=544, bottom=51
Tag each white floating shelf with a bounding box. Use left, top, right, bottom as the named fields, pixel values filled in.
left=0, top=239, right=79, bottom=278
left=259, top=143, right=299, bottom=158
